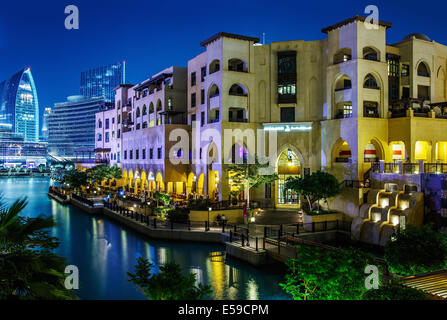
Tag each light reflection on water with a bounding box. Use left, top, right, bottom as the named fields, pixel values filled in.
left=0, top=177, right=289, bottom=300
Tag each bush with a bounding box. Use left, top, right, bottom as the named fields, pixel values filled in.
left=280, top=245, right=377, bottom=300
left=385, top=224, right=447, bottom=276
left=166, top=207, right=190, bottom=223
left=362, top=282, right=428, bottom=300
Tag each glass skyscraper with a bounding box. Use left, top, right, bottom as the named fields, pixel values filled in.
left=47, top=95, right=110, bottom=158
left=80, top=61, right=125, bottom=103
left=0, top=68, right=39, bottom=142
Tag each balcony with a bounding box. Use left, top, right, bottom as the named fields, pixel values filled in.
left=227, top=94, right=247, bottom=109
left=210, top=94, right=220, bottom=110
left=334, top=88, right=352, bottom=104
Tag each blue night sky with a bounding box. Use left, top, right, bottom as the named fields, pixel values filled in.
left=0, top=0, right=446, bottom=127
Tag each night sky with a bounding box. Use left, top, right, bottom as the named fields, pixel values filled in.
left=0, top=0, right=446, bottom=129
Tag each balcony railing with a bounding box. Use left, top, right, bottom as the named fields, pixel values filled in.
left=229, top=118, right=248, bottom=123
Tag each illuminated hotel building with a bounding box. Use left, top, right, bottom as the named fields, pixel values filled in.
left=0, top=68, right=40, bottom=142
left=81, top=61, right=126, bottom=103
left=96, top=16, right=447, bottom=212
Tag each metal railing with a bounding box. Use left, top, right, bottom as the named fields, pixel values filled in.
left=424, top=163, right=447, bottom=174
left=229, top=230, right=261, bottom=252
left=103, top=201, right=241, bottom=233
left=48, top=187, right=68, bottom=200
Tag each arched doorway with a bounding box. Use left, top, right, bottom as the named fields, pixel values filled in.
left=435, top=142, right=447, bottom=162
left=415, top=141, right=431, bottom=161
left=363, top=139, right=384, bottom=163
left=390, top=141, right=406, bottom=161
left=197, top=173, right=204, bottom=197
left=128, top=170, right=134, bottom=192
left=276, top=149, right=301, bottom=205
left=332, top=139, right=352, bottom=164
left=155, top=172, right=164, bottom=192
left=186, top=172, right=195, bottom=196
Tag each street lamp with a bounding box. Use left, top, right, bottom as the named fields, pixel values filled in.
left=208, top=207, right=212, bottom=230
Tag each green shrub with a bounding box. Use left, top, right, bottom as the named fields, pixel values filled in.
left=385, top=224, right=447, bottom=276
left=166, top=207, right=190, bottom=223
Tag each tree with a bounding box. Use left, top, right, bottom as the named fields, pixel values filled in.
left=227, top=158, right=277, bottom=210
left=153, top=191, right=172, bottom=206
left=63, top=170, right=89, bottom=192
left=362, top=282, right=427, bottom=300
left=285, top=171, right=340, bottom=212
left=128, top=257, right=211, bottom=300
left=280, top=245, right=376, bottom=300
left=108, top=166, right=122, bottom=187
left=384, top=224, right=447, bottom=276
left=87, top=164, right=110, bottom=186
left=0, top=196, right=77, bottom=300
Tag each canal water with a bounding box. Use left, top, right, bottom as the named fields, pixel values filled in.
left=0, top=177, right=289, bottom=300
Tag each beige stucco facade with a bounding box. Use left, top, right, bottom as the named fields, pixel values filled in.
left=95, top=16, right=447, bottom=211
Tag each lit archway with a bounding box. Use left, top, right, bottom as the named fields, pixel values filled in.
left=390, top=141, right=406, bottom=161
left=363, top=138, right=384, bottom=163
left=186, top=172, right=195, bottom=195
left=155, top=172, right=164, bottom=192
left=435, top=142, right=447, bottom=162
left=276, top=148, right=302, bottom=205
left=197, top=173, right=204, bottom=196
left=332, top=139, right=352, bottom=164
left=415, top=141, right=431, bottom=161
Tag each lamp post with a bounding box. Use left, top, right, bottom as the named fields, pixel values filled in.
left=208, top=207, right=212, bottom=231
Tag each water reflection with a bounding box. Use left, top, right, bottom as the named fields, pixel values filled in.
left=0, top=177, right=289, bottom=300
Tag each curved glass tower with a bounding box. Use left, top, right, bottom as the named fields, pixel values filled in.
left=0, top=68, right=39, bottom=142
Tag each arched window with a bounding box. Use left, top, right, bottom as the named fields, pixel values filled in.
left=136, top=107, right=141, bottom=118
left=156, top=100, right=162, bottom=111
left=228, top=58, right=248, bottom=72
left=333, top=48, right=352, bottom=64
left=335, top=75, right=352, bottom=91
left=417, top=62, right=430, bottom=77
left=231, top=144, right=248, bottom=164
left=229, top=84, right=247, bottom=96
left=209, top=85, right=220, bottom=98
left=363, top=47, right=379, bottom=61
left=117, top=100, right=121, bottom=110
left=167, top=97, right=173, bottom=110
left=149, top=103, right=154, bottom=114
left=142, top=104, right=147, bottom=115
left=364, top=74, right=379, bottom=89
left=209, top=60, right=220, bottom=74
left=97, top=119, right=102, bottom=128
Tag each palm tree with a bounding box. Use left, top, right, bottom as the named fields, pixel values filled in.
left=0, top=196, right=76, bottom=300
left=108, top=166, right=122, bottom=188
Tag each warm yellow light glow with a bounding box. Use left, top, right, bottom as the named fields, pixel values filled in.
left=250, top=216, right=256, bottom=223
left=372, top=212, right=381, bottom=222
left=400, top=201, right=409, bottom=210
left=415, top=141, right=429, bottom=160
left=380, top=197, right=389, bottom=208
left=392, top=215, right=399, bottom=226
